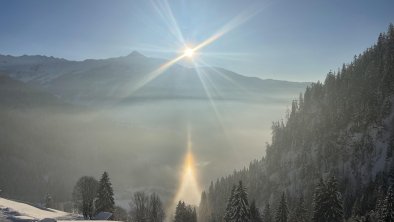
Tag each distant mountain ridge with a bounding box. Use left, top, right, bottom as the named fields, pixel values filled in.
left=0, top=52, right=309, bottom=106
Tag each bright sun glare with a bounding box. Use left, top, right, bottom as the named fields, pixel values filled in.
left=184, top=47, right=195, bottom=58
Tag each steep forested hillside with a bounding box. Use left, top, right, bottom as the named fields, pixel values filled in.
left=199, top=24, right=394, bottom=221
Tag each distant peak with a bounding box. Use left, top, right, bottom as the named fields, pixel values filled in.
left=127, top=51, right=145, bottom=58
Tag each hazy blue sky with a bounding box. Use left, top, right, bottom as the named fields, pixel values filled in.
left=1, top=0, right=393, bottom=81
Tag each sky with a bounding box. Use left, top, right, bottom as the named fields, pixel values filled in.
left=0, top=0, right=394, bottom=81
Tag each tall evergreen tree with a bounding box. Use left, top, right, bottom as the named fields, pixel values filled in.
left=95, top=171, right=115, bottom=214
left=173, top=201, right=196, bottom=222
left=250, top=200, right=263, bottom=222
left=232, top=181, right=250, bottom=222
left=325, top=176, right=344, bottom=222
left=224, top=185, right=237, bottom=222
left=275, top=193, right=288, bottom=222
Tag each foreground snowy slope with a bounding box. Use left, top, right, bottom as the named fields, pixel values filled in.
left=0, top=198, right=117, bottom=222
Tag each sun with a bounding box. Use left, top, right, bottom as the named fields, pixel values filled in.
left=184, top=47, right=195, bottom=58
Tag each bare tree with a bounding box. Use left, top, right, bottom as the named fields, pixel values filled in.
left=130, top=191, right=149, bottom=222
left=148, top=192, right=165, bottom=222
left=129, top=192, right=165, bottom=222
left=72, top=176, right=99, bottom=219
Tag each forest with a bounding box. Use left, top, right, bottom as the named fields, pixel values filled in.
left=197, top=24, right=394, bottom=222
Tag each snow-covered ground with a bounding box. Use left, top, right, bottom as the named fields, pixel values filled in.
left=0, top=197, right=116, bottom=222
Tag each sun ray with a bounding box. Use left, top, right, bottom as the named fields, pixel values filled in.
left=121, top=5, right=262, bottom=101
left=196, top=58, right=252, bottom=95
left=150, top=0, right=185, bottom=45
left=193, top=64, right=226, bottom=130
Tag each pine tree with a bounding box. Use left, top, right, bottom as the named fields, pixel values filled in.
left=173, top=201, right=196, bottom=222
left=262, top=203, right=272, bottom=222
left=95, top=172, right=115, bottom=214
left=174, top=201, right=186, bottom=222
left=232, top=181, right=250, bottom=222
left=250, top=200, right=263, bottom=222
left=275, top=193, right=288, bottom=222
left=325, top=176, right=344, bottom=222
left=224, top=185, right=237, bottom=222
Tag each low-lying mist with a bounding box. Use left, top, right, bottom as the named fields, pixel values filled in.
left=0, top=97, right=292, bottom=208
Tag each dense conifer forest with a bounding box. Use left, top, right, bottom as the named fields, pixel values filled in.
left=198, top=24, right=394, bottom=222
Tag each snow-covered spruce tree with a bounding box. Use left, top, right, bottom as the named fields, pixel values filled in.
left=232, top=181, right=250, bottom=222
left=275, top=193, right=288, bottom=222
left=312, top=178, right=326, bottom=222
left=95, top=171, right=115, bottom=214
left=173, top=201, right=197, bottom=222
left=325, top=176, right=344, bottom=222
left=250, top=200, right=263, bottom=222
left=262, top=203, right=272, bottom=222
left=379, top=186, right=394, bottom=222
left=224, top=185, right=237, bottom=222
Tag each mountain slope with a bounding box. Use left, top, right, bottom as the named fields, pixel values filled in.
left=199, top=24, right=394, bottom=221
left=0, top=52, right=309, bottom=106
left=0, top=74, right=67, bottom=109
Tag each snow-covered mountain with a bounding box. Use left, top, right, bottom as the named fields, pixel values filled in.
left=0, top=52, right=309, bottom=106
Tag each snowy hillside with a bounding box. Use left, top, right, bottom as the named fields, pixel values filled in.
left=0, top=197, right=118, bottom=222
left=198, top=23, right=394, bottom=221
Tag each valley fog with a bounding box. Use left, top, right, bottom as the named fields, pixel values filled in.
left=0, top=97, right=293, bottom=206
left=79, top=99, right=291, bottom=206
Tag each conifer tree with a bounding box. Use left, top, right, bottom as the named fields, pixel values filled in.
left=224, top=185, right=237, bottom=222
left=174, top=201, right=186, bottom=222
left=232, top=181, right=250, bottom=222
left=275, top=193, right=288, bottom=222
left=95, top=171, right=115, bottom=214
left=325, top=176, right=344, bottom=222
left=173, top=201, right=197, bottom=222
